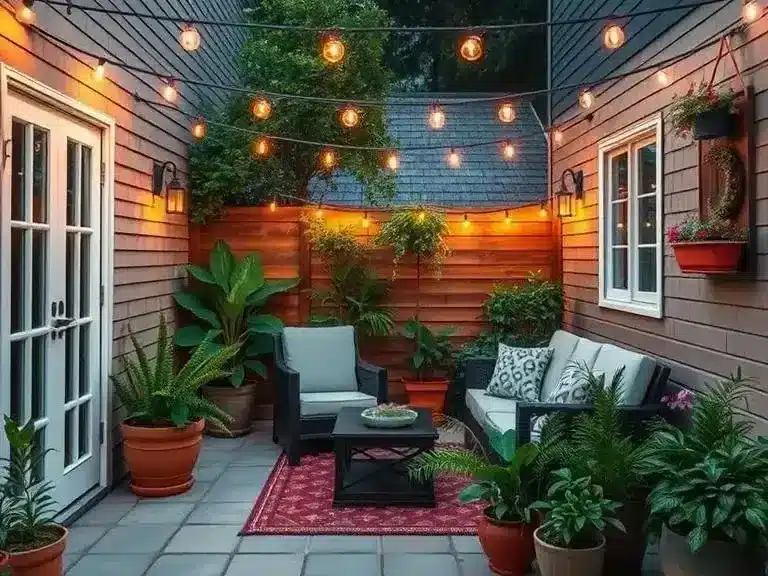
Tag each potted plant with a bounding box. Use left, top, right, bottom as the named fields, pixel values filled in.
left=531, top=468, right=625, bottom=576
left=666, top=216, right=748, bottom=273
left=113, top=315, right=240, bottom=497
left=667, top=83, right=737, bottom=140
left=1, top=417, right=67, bottom=576
left=411, top=427, right=540, bottom=576
left=175, top=240, right=298, bottom=436
left=642, top=370, right=768, bottom=576
left=401, top=319, right=455, bottom=414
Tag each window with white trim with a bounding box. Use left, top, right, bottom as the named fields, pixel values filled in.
left=598, top=116, right=663, bottom=318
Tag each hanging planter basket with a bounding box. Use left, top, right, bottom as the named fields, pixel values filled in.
left=692, top=109, right=734, bottom=140
left=670, top=241, right=746, bottom=274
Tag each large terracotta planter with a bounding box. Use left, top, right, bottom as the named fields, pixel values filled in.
left=402, top=378, right=449, bottom=415
left=670, top=241, right=746, bottom=273
left=534, top=526, right=605, bottom=576
left=121, top=419, right=204, bottom=497
left=477, top=512, right=535, bottom=576
left=203, top=381, right=256, bottom=437
left=659, top=525, right=764, bottom=576
left=8, top=525, right=67, bottom=576
left=604, top=499, right=648, bottom=576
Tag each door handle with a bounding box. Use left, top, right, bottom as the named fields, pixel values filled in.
left=51, top=317, right=75, bottom=329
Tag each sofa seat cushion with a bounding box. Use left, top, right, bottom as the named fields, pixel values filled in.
left=465, top=389, right=517, bottom=432
left=283, top=326, right=358, bottom=393
left=300, top=391, right=377, bottom=417
left=539, top=330, right=581, bottom=401
left=485, top=411, right=517, bottom=436
left=592, top=344, right=655, bottom=406
left=486, top=344, right=554, bottom=401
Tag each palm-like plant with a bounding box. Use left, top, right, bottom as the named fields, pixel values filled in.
left=402, top=319, right=456, bottom=380
left=112, top=315, right=240, bottom=430
left=174, top=240, right=298, bottom=387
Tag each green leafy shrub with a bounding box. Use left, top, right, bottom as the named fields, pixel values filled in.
left=375, top=208, right=450, bottom=278
left=402, top=319, right=455, bottom=379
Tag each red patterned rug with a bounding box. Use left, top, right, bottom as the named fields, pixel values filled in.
left=241, top=450, right=482, bottom=535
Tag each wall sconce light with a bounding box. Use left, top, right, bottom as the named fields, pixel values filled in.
left=153, top=161, right=187, bottom=214
left=556, top=168, right=584, bottom=218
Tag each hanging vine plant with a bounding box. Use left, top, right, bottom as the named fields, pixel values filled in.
left=375, top=208, right=450, bottom=278
left=703, top=144, right=744, bottom=221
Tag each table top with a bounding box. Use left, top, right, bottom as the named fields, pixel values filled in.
left=332, top=407, right=438, bottom=440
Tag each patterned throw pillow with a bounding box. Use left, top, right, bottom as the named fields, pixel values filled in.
left=485, top=344, right=554, bottom=401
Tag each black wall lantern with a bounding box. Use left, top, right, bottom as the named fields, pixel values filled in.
left=152, top=161, right=187, bottom=215
left=556, top=168, right=584, bottom=218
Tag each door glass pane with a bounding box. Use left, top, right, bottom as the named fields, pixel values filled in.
left=67, top=141, right=77, bottom=226
left=65, top=410, right=74, bottom=467
left=10, top=341, right=25, bottom=422
left=611, top=202, right=628, bottom=245
left=32, top=335, right=46, bottom=419
left=638, top=143, right=657, bottom=196
left=80, top=234, right=90, bottom=315
left=65, top=328, right=76, bottom=403
left=612, top=247, right=628, bottom=290
left=78, top=403, right=90, bottom=458
left=32, top=128, right=48, bottom=223
left=638, top=247, right=657, bottom=293
left=79, top=324, right=90, bottom=396
left=11, top=228, right=26, bottom=333
left=32, top=428, right=45, bottom=482
left=81, top=146, right=92, bottom=227
left=638, top=196, right=657, bottom=245
left=11, top=121, right=26, bottom=221
left=66, top=233, right=76, bottom=317
left=32, top=230, right=47, bottom=328
left=611, top=152, right=628, bottom=200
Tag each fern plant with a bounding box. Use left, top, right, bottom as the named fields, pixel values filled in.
left=112, top=315, right=240, bottom=430
left=0, top=417, right=60, bottom=553
left=375, top=208, right=449, bottom=279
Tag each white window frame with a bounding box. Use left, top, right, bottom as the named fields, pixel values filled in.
left=598, top=114, right=663, bottom=318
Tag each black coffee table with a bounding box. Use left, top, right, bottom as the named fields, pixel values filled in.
left=331, top=407, right=438, bottom=507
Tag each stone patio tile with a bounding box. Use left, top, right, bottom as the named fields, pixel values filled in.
left=99, top=485, right=139, bottom=505
left=382, top=535, right=451, bottom=553
left=383, top=553, right=460, bottom=576
left=118, top=502, right=194, bottom=525
left=202, top=480, right=263, bottom=503
left=216, top=467, right=272, bottom=485
left=238, top=535, right=308, bottom=553
left=89, top=525, right=177, bottom=554
left=187, top=502, right=254, bottom=525
left=457, top=554, right=494, bottom=576
left=194, top=463, right=227, bottom=482
left=166, top=481, right=213, bottom=503
left=73, top=502, right=135, bottom=525
left=200, top=436, right=247, bottom=451
left=452, top=535, right=484, bottom=554
left=145, top=554, right=230, bottom=576
left=304, top=554, right=380, bottom=576
left=63, top=553, right=80, bottom=571
left=225, top=554, right=303, bottom=576
left=309, top=535, right=379, bottom=553
left=196, top=450, right=239, bottom=467
left=163, top=525, right=240, bottom=554
left=66, top=554, right=154, bottom=576
left=227, top=451, right=280, bottom=467
left=65, top=526, right=110, bottom=554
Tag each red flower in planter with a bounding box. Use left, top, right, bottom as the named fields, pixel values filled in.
left=696, top=229, right=709, bottom=240
left=666, top=227, right=680, bottom=243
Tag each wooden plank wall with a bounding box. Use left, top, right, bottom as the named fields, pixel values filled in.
left=551, top=1, right=768, bottom=431
left=191, top=205, right=555, bottom=401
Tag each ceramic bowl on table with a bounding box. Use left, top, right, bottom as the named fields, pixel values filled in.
left=360, top=405, right=418, bottom=428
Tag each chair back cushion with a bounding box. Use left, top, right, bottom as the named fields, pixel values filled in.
left=485, top=344, right=553, bottom=401
left=591, top=344, right=655, bottom=406
left=282, top=326, right=358, bottom=393
left=539, top=330, right=581, bottom=401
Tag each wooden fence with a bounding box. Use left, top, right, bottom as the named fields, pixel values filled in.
left=190, top=205, right=556, bottom=400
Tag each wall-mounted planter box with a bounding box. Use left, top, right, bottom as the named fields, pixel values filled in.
left=670, top=241, right=747, bottom=274
left=692, top=109, right=735, bottom=140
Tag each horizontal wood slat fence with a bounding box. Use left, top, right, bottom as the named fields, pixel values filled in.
left=190, top=205, right=556, bottom=400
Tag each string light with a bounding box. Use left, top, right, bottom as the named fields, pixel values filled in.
left=362, top=212, right=370, bottom=228
left=429, top=105, right=446, bottom=130
left=339, top=106, right=360, bottom=128
left=743, top=1, right=761, bottom=23
left=253, top=137, right=270, bottom=157
left=579, top=89, right=595, bottom=109
left=16, top=0, right=35, bottom=24
left=448, top=148, right=461, bottom=168
left=162, top=81, right=178, bottom=103
left=321, top=149, right=337, bottom=170
left=504, top=210, right=511, bottom=225
left=269, top=197, right=277, bottom=212
left=322, top=36, right=345, bottom=64
left=502, top=141, right=516, bottom=160
left=179, top=24, right=202, bottom=51
left=418, top=211, right=426, bottom=222
left=191, top=119, right=207, bottom=140
left=602, top=24, right=625, bottom=49
left=462, top=213, right=470, bottom=228
left=315, top=205, right=324, bottom=219
left=93, top=58, right=106, bottom=82
left=386, top=152, right=399, bottom=171
left=539, top=201, right=548, bottom=218
left=252, top=98, right=272, bottom=120
left=459, top=35, right=483, bottom=62
left=656, top=69, right=671, bottom=86
left=497, top=103, right=516, bottom=123
left=553, top=130, right=564, bottom=146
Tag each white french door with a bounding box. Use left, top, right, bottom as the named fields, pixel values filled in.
left=1, top=90, right=102, bottom=512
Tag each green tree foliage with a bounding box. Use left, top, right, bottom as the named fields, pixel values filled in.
left=189, top=0, right=396, bottom=223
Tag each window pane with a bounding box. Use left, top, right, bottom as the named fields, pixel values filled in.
left=78, top=402, right=90, bottom=458
left=81, top=146, right=92, bottom=227
left=10, top=341, right=25, bottom=422
left=65, top=328, right=75, bottom=403
left=80, top=234, right=90, bottom=316
left=32, top=230, right=47, bottom=329
left=79, top=324, right=89, bottom=396
left=638, top=143, right=657, bottom=196
left=612, top=248, right=628, bottom=290
left=66, top=233, right=76, bottom=317
left=32, top=129, right=48, bottom=223
left=11, top=121, right=26, bottom=221
left=11, top=228, right=26, bottom=333
left=638, top=196, right=657, bottom=245
left=67, top=141, right=77, bottom=226
left=611, top=152, right=628, bottom=200
left=32, top=335, right=46, bottom=420
left=612, top=202, right=628, bottom=245
left=638, top=247, right=657, bottom=293
left=65, top=409, right=74, bottom=466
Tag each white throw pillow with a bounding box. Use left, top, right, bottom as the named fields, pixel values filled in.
left=485, top=343, right=554, bottom=401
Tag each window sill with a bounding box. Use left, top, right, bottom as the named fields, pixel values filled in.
left=598, top=297, right=662, bottom=319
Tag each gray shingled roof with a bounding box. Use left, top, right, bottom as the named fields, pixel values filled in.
left=308, top=94, right=548, bottom=207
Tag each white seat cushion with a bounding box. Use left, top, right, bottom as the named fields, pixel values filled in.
left=592, top=344, right=655, bottom=406
left=539, top=330, right=581, bottom=401
left=300, top=391, right=377, bottom=417
left=486, top=411, right=517, bottom=435
left=465, top=389, right=517, bottom=432
left=283, top=326, right=358, bottom=393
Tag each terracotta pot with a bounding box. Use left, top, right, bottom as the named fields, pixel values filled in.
left=692, top=109, right=734, bottom=140
left=534, top=526, right=605, bottom=576
left=477, top=512, right=535, bottom=576
left=203, top=381, right=256, bottom=437
left=659, top=525, right=764, bottom=576
left=0, top=551, right=9, bottom=570
left=604, top=499, right=648, bottom=576
left=120, top=419, right=204, bottom=497
left=670, top=241, right=746, bottom=273
left=402, top=378, right=449, bottom=416
left=8, top=525, right=67, bottom=576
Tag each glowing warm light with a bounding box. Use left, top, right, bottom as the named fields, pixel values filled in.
left=504, top=210, right=511, bottom=225
left=191, top=120, right=207, bottom=140
left=322, top=37, right=345, bottom=64
left=459, top=35, right=483, bottom=62
left=340, top=107, right=360, bottom=128
left=462, top=213, right=470, bottom=228
left=497, top=103, right=516, bottom=123
left=429, top=106, right=446, bottom=130
left=315, top=207, right=324, bottom=219
left=162, top=81, right=178, bottom=103
left=93, top=59, right=106, bottom=82
left=656, top=69, right=671, bottom=86
left=502, top=142, right=516, bottom=160
left=617, top=222, right=625, bottom=230
left=579, top=89, right=595, bottom=110
left=603, top=24, right=625, bottom=50
left=553, top=130, right=564, bottom=145
left=253, top=137, right=270, bottom=157
left=448, top=148, right=461, bottom=168
left=179, top=25, right=202, bottom=51
left=539, top=202, right=548, bottom=218
left=418, top=211, right=426, bottom=222
left=386, top=152, right=399, bottom=171
left=252, top=98, right=272, bottom=120
left=743, top=1, right=761, bottom=23
left=16, top=1, right=35, bottom=24
left=362, top=212, right=370, bottom=229
left=321, top=149, right=337, bottom=170
left=269, top=199, right=277, bottom=212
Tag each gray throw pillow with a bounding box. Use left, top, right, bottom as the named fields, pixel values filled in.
left=486, top=343, right=554, bottom=401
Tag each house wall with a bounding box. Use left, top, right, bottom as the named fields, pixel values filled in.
left=0, top=0, right=246, bottom=480
left=550, top=0, right=768, bottom=430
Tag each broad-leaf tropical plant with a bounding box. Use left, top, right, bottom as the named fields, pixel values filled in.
left=112, top=315, right=240, bottom=430
left=174, top=240, right=298, bottom=387
left=402, top=319, right=455, bottom=380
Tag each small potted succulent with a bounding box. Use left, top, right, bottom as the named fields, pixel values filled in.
left=666, top=216, right=748, bottom=273
left=401, top=319, right=456, bottom=414
left=360, top=403, right=418, bottom=428
left=531, top=468, right=625, bottom=576
left=667, top=83, right=737, bottom=140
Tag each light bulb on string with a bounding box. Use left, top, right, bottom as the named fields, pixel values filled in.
left=502, top=141, right=516, bottom=160
left=497, top=103, right=516, bottom=123
left=252, top=137, right=270, bottom=158
left=656, top=69, right=671, bottom=86
left=162, top=81, right=178, bottom=103
left=191, top=119, right=207, bottom=140
left=448, top=148, right=461, bottom=168
left=418, top=211, right=426, bottom=223
left=179, top=24, right=202, bottom=51
left=362, top=212, right=370, bottom=229
left=93, top=59, right=106, bottom=82
left=339, top=106, right=360, bottom=128
left=504, top=210, right=511, bottom=225
left=539, top=201, right=548, bottom=218
left=386, top=151, right=399, bottom=171
left=428, top=105, right=446, bottom=130
left=252, top=98, right=272, bottom=121
left=578, top=89, right=595, bottom=110
left=315, top=205, right=324, bottom=219
left=462, top=213, right=470, bottom=229
left=322, top=36, right=345, bottom=64
left=321, top=149, right=337, bottom=170
left=743, top=1, right=761, bottom=23
left=459, top=35, right=483, bottom=62
left=16, top=0, right=36, bottom=24
left=603, top=24, right=625, bottom=50
left=552, top=129, right=564, bottom=146
left=269, top=198, right=277, bottom=212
